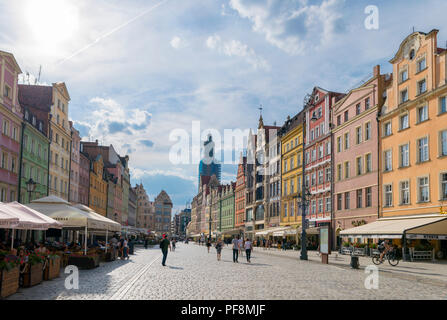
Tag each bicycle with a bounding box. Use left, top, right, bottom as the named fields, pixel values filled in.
left=372, top=248, right=400, bottom=266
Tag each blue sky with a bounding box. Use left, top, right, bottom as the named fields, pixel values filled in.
left=1, top=0, right=447, bottom=214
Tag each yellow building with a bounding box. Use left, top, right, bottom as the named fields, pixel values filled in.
left=279, top=112, right=304, bottom=229
left=48, top=83, right=72, bottom=201
left=89, top=154, right=107, bottom=216
left=380, top=30, right=447, bottom=252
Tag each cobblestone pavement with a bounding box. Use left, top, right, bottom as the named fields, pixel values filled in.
left=8, top=243, right=447, bottom=300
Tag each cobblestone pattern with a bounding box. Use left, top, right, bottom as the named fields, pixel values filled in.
left=8, top=244, right=446, bottom=300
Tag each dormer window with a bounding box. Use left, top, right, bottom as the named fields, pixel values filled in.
left=314, top=94, right=319, bottom=103
left=25, top=110, right=29, bottom=120
left=409, top=49, right=415, bottom=60
left=32, top=116, right=36, bottom=126
left=38, top=122, right=43, bottom=132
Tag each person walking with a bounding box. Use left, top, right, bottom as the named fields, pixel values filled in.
left=171, top=238, right=176, bottom=252
left=122, top=238, right=130, bottom=260
left=160, top=234, right=171, bottom=266
left=244, top=238, right=253, bottom=263
left=206, top=239, right=211, bottom=253
left=232, top=236, right=239, bottom=263
left=144, top=237, right=148, bottom=249
left=215, top=238, right=223, bottom=261
left=238, top=236, right=244, bottom=257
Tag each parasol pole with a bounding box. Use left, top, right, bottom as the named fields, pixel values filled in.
left=84, top=226, right=87, bottom=255
left=11, top=229, right=14, bottom=251
left=105, top=229, right=108, bottom=253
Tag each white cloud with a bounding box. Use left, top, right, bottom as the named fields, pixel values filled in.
left=206, top=35, right=270, bottom=70
left=229, top=0, right=345, bottom=55
left=170, top=36, right=188, bottom=49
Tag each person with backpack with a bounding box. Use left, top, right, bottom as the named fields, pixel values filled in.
left=160, top=234, right=171, bottom=266
left=244, top=238, right=253, bottom=263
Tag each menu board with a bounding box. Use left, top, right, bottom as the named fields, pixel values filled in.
left=320, top=227, right=329, bottom=254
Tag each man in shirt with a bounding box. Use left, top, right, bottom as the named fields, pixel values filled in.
left=238, top=237, right=244, bottom=257
left=232, top=236, right=240, bottom=263
left=160, top=234, right=171, bottom=266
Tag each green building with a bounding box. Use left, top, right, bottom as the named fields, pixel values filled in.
left=18, top=109, right=50, bottom=203
left=219, top=183, right=236, bottom=233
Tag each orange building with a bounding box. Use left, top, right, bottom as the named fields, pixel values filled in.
left=88, top=154, right=107, bottom=216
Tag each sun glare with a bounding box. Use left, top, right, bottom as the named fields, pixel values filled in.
left=25, top=0, right=79, bottom=54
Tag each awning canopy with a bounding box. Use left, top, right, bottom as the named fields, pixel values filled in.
left=0, top=210, right=19, bottom=228
left=73, top=204, right=121, bottom=232
left=0, top=202, right=50, bottom=230
left=27, top=196, right=109, bottom=230
left=256, top=226, right=291, bottom=236
left=339, top=214, right=447, bottom=239
left=8, top=202, right=62, bottom=229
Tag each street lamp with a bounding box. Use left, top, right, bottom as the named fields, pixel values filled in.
left=298, top=188, right=312, bottom=260
left=26, top=178, right=37, bottom=203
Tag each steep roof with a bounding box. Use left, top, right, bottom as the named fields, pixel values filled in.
left=18, top=84, right=52, bottom=112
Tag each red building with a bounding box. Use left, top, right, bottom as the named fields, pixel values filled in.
left=235, top=154, right=247, bottom=234
left=303, top=87, right=344, bottom=231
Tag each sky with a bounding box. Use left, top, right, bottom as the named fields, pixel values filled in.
left=1, top=0, right=447, bottom=215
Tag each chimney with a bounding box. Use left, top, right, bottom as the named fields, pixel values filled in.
left=373, top=65, right=380, bottom=77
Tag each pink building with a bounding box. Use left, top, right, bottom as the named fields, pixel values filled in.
left=332, top=65, right=388, bottom=246
left=0, top=51, right=23, bottom=202
left=69, top=121, right=81, bottom=203
left=303, top=87, right=344, bottom=230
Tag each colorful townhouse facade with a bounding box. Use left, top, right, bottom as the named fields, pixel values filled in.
left=17, top=84, right=52, bottom=204
left=0, top=51, right=23, bottom=202
left=135, top=183, right=154, bottom=230
left=78, top=150, right=90, bottom=206
left=128, top=186, right=137, bottom=227
left=266, top=124, right=281, bottom=230
left=235, top=154, right=247, bottom=236
left=279, top=112, right=304, bottom=229
left=219, top=183, right=236, bottom=234
left=69, top=121, right=81, bottom=203
left=244, top=130, right=256, bottom=239
left=303, top=87, right=344, bottom=231
left=120, top=156, right=130, bottom=226
left=379, top=30, right=447, bottom=250
left=88, top=154, right=107, bottom=216
left=154, top=190, right=173, bottom=233
left=332, top=65, right=387, bottom=247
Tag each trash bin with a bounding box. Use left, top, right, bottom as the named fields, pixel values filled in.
left=350, top=255, right=360, bottom=269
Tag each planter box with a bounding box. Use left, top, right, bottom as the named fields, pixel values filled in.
left=67, top=255, right=100, bottom=270
left=44, top=257, right=61, bottom=281
left=21, top=263, right=43, bottom=288
left=105, top=250, right=117, bottom=262
left=0, top=266, right=19, bottom=298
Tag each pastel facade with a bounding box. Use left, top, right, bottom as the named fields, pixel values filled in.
left=235, top=155, right=246, bottom=231
left=219, top=183, right=235, bottom=232
left=0, top=51, right=23, bottom=202
left=88, top=154, right=107, bottom=216
left=154, top=190, right=173, bottom=233
left=135, top=184, right=154, bottom=230
left=332, top=65, right=387, bottom=245
left=380, top=30, right=447, bottom=223
left=279, top=112, right=304, bottom=228
left=48, top=83, right=72, bottom=201
left=69, top=121, right=81, bottom=203
left=78, top=151, right=90, bottom=206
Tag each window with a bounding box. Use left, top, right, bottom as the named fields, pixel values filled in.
left=365, top=187, right=372, bottom=207
left=356, top=189, right=363, bottom=208
left=326, top=141, right=331, bottom=155
left=325, top=197, right=331, bottom=212
left=399, top=114, right=409, bottom=130
left=417, top=58, right=426, bottom=72
left=344, top=133, right=349, bottom=150
left=344, top=192, right=350, bottom=210
left=418, top=177, right=429, bottom=203
left=318, top=145, right=323, bottom=159
left=441, top=130, right=447, bottom=157
left=440, top=96, right=447, bottom=114
left=384, top=122, right=392, bottom=137
left=365, top=122, right=371, bottom=141
left=290, top=157, right=294, bottom=169
left=356, top=157, right=362, bottom=176
left=384, top=185, right=393, bottom=207
left=400, top=69, right=408, bottom=82
left=310, top=130, right=314, bottom=141
left=311, top=149, right=316, bottom=162
left=356, top=104, right=361, bottom=115
left=311, top=200, right=316, bottom=214
left=417, top=105, right=428, bottom=123
left=400, top=181, right=410, bottom=205
left=337, top=194, right=342, bottom=210
left=1, top=152, right=7, bottom=169
left=441, top=173, right=447, bottom=200
left=337, top=164, right=342, bottom=181
left=401, top=89, right=408, bottom=103
left=344, top=110, right=349, bottom=122
left=400, top=144, right=409, bottom=167
left=384, top=150, right=392, bottom=171
left=318, top=170, right=323, bottom=184
left=417, top=137, right=429, bottom=163
left=337, top=136, right=342, bottom=153
left=325, top=167, right=331, bottom=182
left=356, top=127, right=362, bottom=144
left=311, top=173, right=316, bottom=186
left=337, top=115, right=341, bottom=126
left=315, top=126, right=319, bottom=138
left=365, top=98, right=370, bottom=109
left=2, top=120, right=9, bottom=136
left=365, top=153, right=372, bottom=173
left=344, top=162, right=350, bottom=179
left=418, top=79, right=427, bottom=95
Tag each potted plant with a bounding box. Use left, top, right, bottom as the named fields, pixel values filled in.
left=21, top=253, right=44, bottom=288
left=43, top=253, right=61, bottom=281
left=0, top=251, right=20, bottom=298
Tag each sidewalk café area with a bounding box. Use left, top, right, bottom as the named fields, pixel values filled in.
left=339, top=214, right=447, bottom=261
left=0, top=196, right=134, bottom=299
left=253, top=226, right=320, bottom=250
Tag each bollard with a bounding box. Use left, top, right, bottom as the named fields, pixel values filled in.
left=350, top=255, right=360, bottom=269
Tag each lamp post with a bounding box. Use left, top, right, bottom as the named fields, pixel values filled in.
left=26, top=178, right=37, bottom=203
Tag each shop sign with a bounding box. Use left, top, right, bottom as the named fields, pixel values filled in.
left=320, top=227, right=329, bottom=254
left=406, top=234, right=447, bottom=240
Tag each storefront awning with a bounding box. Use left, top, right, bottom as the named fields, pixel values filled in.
left=339, top=214, right=447, bottom=239
left=256, top=226, right=291, bottom=236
